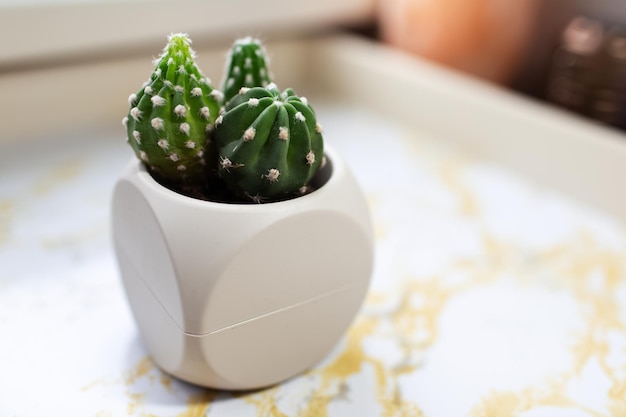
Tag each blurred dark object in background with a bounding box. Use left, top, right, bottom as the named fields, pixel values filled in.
left=508, top=0, right=626, bottom=132
left=546, top=17, right=626, bottom=130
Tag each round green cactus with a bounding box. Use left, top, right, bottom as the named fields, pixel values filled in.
left=123, top=33, right=223, bottom=187
left=222, top=37, right=272, bottom=105
left=214, top=83, right=324, bottom=202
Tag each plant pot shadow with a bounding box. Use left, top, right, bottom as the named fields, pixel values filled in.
left=122, top=332, right=279, bottom=408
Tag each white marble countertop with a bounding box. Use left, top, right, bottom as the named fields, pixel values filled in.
left=1, top=100, right=625, bottom=416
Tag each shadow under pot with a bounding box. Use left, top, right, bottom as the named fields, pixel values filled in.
left=111, top=144, right=374, bottom=390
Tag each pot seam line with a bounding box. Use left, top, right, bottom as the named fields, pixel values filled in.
left=186, top=280, right=367, bottom=338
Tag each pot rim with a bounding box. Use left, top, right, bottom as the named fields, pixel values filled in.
left=128, top=143, right=345, bottom=211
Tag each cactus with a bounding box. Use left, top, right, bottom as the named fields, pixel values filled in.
left=123, top=33, right=223, bottom=189
left=222, top=37, right=272, bottom=105
left=123, top=34, right=325, bottom=203
left=214, top=83, right=324, bottom=202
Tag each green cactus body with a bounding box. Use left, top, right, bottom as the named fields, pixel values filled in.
left=215, top=84, right=324, bottom=202
left=222, top=37, right=272, bottom=105
left=124, top=33, right=223, bottom=187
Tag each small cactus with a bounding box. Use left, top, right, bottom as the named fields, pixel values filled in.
left=214, top=83, right=324, bottom=202
left=124, top=33, right=222, bottom=188
left=222, top=37, right=272, bottom=104
left=123, top=34, right=325, bottom=203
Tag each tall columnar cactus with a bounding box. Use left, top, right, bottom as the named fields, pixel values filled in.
left=123, top=33, right=223, bottom=187
left=222, top=37, right=272, bottom=104
left=214, top=83, right=324, bottom=202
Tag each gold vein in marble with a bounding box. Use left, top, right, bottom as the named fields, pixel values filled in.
left=32, top=158, right=84, bottom=195
left=176, top=392, right=216, bottom=417
left=467, top=237, right=626, bottom=416
left=124, top=357, right=153, bottom=386
left=0, top=200, right=13, bottom=247
left=440, top=159, right=478, bottom=217
left=435, top=152, right=626, bottom=414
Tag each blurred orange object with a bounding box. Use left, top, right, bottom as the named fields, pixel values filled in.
left=378, top=0, right=539, bottom=84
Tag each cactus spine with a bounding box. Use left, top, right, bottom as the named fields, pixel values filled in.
left=215, top=84, right=324, bottom=202
left=222, top=37, right=272, bottom=104
left=124, top=33, right=222, bottom=188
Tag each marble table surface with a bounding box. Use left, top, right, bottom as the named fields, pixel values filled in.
left=1, top=100, right=625, bottom=417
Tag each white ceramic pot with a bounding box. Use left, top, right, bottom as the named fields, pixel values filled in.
left=111, top=145, right=374, bottom=390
